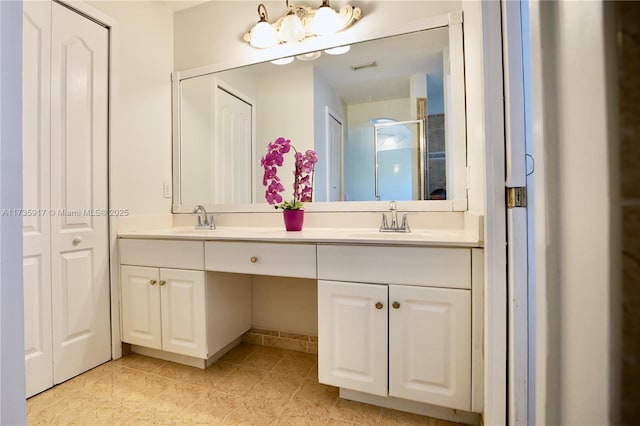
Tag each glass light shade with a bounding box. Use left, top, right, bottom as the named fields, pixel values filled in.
left=311, top=5, right=338, bottom=35
left=250, top=21, right=277, bottom=48
left=279, top=13, right=305, bottom=43
left=271, top=56, right=294, bottom=65
left=324, top=45, right=351, bottom=55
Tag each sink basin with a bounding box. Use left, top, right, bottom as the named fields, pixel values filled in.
left=347, top=230, right=462, bottom=240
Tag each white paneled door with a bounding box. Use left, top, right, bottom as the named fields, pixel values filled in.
left=22, top=0, right=53, bottom=397
left=326, top=110, right=343, bottom=202
left=213, top=82, right=253, bottom=204
left=23, top=1, right=111, bottom=397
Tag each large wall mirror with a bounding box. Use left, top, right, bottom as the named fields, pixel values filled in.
left=172, top=13, right=466, bottom=213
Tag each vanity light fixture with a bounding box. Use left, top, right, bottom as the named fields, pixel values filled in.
left=324, top=45, right=351, bottom=55
left=249, top=4, right=278, bottom=48
left=310, top=0, right=338, bottom=35
left=270, top=56, right=295, bottom=65
left=279, top=1, right=306, bottom=43
left=296, top=51, right=322, bottom=61
left=245, top=0, right=362, bottom=49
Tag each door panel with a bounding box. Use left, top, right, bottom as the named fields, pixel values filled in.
left=121, top=266, right=162, bottom=349
left=327, top=111, right=343, bottom=201
left=389, top=285, right=471, bottom=410
left=22, top=0, right=53, bottom=398
left=58, top=250, right=95, bottom=341
left=160, top=269, right=206, bottom=358
left=50, top=2, right=110, bottom=384
left=214, top=84, right=252, bottom=204
left=318, top=280, right=388, bottom=396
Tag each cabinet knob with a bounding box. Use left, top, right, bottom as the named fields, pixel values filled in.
left=392, top=301, right=400, bottom=309
left=149, top=280, right=157, bottom=286
left=375, top=302, right=383, bottom=310
left=250, top=256, right=258, bottom=263
left=159, top=280, right=166, bottom=286
left=72, top=236, right=82, bottom=245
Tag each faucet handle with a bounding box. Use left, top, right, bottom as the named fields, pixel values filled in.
left=380, top=212, right=389, bottom=231
left=400, top=213, right=410, bottom=232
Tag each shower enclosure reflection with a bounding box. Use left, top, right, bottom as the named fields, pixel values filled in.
left=374, top=119, right=424, bottom=201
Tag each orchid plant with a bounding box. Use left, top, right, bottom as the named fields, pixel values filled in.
left=260, top=137, right=318, bottom=210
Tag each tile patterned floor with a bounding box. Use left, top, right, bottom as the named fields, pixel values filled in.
left=27, top=343, right=462, bottom=425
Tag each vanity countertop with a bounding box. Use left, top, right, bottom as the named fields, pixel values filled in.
left=117, top=226, right=483, bottom=248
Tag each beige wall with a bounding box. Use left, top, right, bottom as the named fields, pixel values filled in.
left=251, top=276, right=318, bottom=334
left=89, top=1, right=174, bottom=215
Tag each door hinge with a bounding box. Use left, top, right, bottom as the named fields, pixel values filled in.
left=507, top=186, right=527, bottom=208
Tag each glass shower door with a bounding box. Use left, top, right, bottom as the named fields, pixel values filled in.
left=374, top=119, right=425, bottom=201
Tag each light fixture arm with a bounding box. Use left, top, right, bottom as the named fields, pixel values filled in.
left=257, top=3, right=269, bottom=22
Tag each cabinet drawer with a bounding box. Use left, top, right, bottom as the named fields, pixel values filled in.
left=119, top=239, right=204, bottom=270
left=205, top=241, right=316, bottom=279
left=317, top=245, right=470, bottom=289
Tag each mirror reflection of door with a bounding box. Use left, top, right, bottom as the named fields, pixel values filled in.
left=374, top=119, right=424, bottom=201
left=180, top=78, right=253, bottom=206
left=326, top=110, right=343, bottom=201
left=213, top=84, right=253, bottom=204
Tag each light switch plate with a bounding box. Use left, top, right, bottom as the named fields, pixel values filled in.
left=163, top=182, right=172, bottom=198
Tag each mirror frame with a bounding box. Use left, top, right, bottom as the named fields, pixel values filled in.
left=172, top=12, right=466, bottom=213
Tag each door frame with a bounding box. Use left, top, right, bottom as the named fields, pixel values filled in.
left=56, top=0, right=121, bottom=360
left=501, top=0, right=530, bottom=423
left=460, top=1, right=507, bottom=423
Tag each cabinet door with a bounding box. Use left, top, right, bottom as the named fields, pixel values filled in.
left=121, top=266, right=162, bottom=350
left=389, top=285, right=471, bottom=410
left=318, top=280, right=388, bottom=396
left=160, top=269, right=206, bottom=358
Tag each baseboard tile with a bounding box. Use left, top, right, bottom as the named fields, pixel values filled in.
left=242, top=328, right=318, bottom=354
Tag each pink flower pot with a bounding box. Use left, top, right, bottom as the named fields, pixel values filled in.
left=283, top=209, right=304, bottom=231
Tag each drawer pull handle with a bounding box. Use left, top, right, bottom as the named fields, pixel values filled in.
left=375, top=302, right=383, bottom=310
left=250, top=256, right=258, bottom=263
left=159, top=280, right=166, bottom=286
left=392, top=301, right=400, bottom=309
left=149, top=280, right=157, bottom=286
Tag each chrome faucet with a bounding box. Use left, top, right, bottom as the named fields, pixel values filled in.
left=193, top=205, right=215, bottom=229
left=379, top=200, right=410, bottom=233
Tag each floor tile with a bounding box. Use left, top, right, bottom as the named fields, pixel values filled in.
left=26, top=344, right=468, bottom=425
left=329, top=398, right=383, bottom=425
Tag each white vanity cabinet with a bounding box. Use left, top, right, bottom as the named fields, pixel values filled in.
left=119, top=239, right=251, bottom=364
left=120, top=266, right=206, bottom=358
left=317, top=245, right=474, bottom=411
